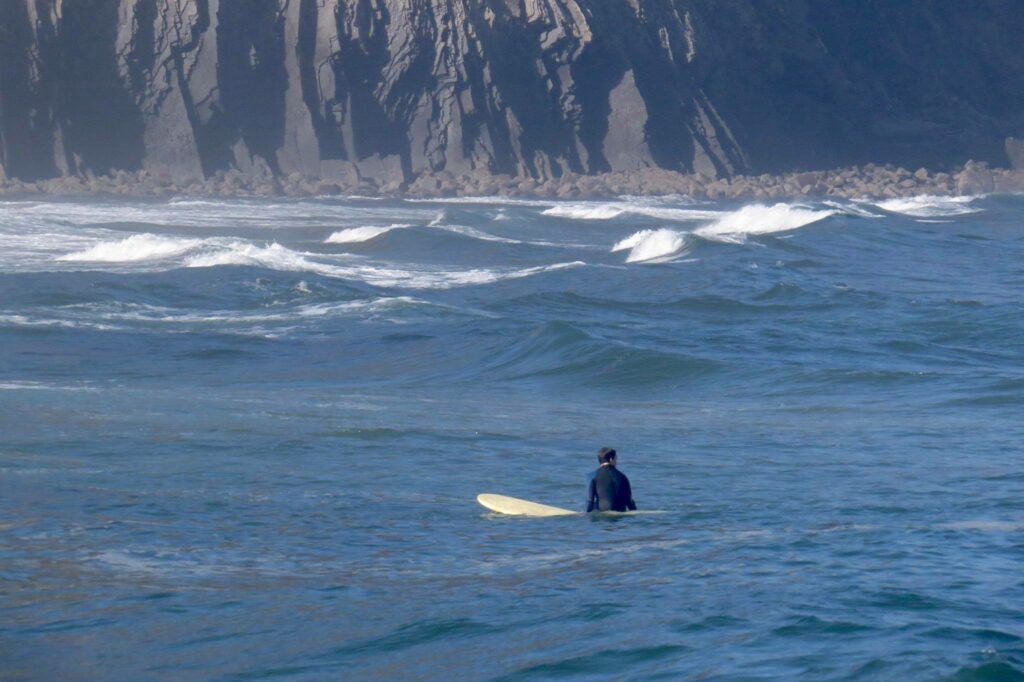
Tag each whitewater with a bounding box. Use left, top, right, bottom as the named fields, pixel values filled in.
left=3, top=192, right=1023, bottom=681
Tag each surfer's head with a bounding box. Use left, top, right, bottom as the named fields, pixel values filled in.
left=597, top=447, right=617, bottom=465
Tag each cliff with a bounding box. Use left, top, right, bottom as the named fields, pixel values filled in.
left=2, top=1, right=1024, bottom=191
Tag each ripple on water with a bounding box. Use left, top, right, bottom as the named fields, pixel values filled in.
left=493, top=644, right=690, bottom=681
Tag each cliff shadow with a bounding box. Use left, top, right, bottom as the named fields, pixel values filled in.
left=58, top=0, right=146, bottom=175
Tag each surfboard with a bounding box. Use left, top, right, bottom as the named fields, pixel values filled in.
left=477, top=493, right=666, bottom=518
left=477, top=493, right=577, bottom=517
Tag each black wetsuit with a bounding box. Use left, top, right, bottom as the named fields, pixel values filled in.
left=586, top=465, right=637, bottom=512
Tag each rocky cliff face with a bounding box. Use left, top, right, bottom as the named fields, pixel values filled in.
left=2, top=0, right=1023, bottom=189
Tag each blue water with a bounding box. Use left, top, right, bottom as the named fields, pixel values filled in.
left=2, top=193, right=1023, bottom=680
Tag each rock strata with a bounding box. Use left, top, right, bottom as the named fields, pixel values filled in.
left=2, top=1, right=1024, bottom=194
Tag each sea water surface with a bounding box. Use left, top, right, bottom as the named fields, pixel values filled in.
left=1, top=192, right=1022, bottom=680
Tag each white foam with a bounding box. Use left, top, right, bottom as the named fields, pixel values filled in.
left=544, top=204, right=627, bottom=220
left=694, top=203, right=836, bottom=243
left=874, top=195, right=981, bottom=218
left=0, top=380, right=99, bottom=391
left=328, top=216, right=555, bottom=247
left=433, top=224, right=523, bottom=244
left=437, top=224, right=589, bottom=249
left=612, top=229, right=690, bottom=263
left=185, top=241, right=315, bottom=270
left=543, top=200, right=721, bottom=222
left=325, top=224, right=409, bottom=243
left=823, top=200, right=884, bottom=218
left=59, top=297, right=494, bottom=330
left=4, top=198, right=437, bottom=231
left=58, top=234, right=203, bottom=262
left=0, top=313, right=119, bottom=330
left=185, top=240, right=584, bottom=289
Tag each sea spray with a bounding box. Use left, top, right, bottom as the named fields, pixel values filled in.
left=613, top=229, right=690, bottom=263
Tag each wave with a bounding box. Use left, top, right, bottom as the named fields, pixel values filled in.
left=431, top=223, right=578, bottom=248
left=873, top=195, right=981, bottom=217
left=3, top=197, right=437, bottom=231
left=612, top=229, right=690, bottom=263
left=57, top=234, right=203, bottom=262
left=325, top=224, right=410, bottom=244
left=544, top=204, right=627, bottom=220
left=42, top=225, right=584, bottom=289
left=694, top=203, right=836, bottom=243
left=0, top=313, right=119, bottom=330
left=823, top=200, right=883, bottom=218
left=609, top=202, right=836, bottom=260
left=0, top=380, right=100, bottom=391
left=185, top=240, right=584, bottom=289
left=485, top=320, right=717, bottom=386
left=542, top=201, right=721, bottom=222
left=0, top=296, right=495, bottom=338
left=185, top=241, right=340, bottom=273
left=62, top=297, right=431, bottom=324
left=431, top=224, right=524, bottom=244
left=327, top=220, right=577, bottom=249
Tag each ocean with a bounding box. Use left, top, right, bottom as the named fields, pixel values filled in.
left=1, top=193, right=1022, bottom=680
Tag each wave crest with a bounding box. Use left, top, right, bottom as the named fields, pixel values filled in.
left=543, top=201, right=720, bottom=222
left=874, top=195, right=981, bottom=218
left=612, top=229, right=689, bottom=263
left=325, top=224, right=409, bottom=243
left=695, top=203, right=836, bottom=243
left=58, top=234, right=202, bottom=262
left=185, top=241, right=583, bottom=289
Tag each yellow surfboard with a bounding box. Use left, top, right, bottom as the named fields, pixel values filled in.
left=477, top=493, right=577, bottom=517
left=477, top=493, right=665, bottom=517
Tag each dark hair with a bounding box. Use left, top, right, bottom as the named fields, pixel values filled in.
left=597, top=447, right=617, bottom=464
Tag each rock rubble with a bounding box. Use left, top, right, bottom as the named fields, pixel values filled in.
left=3, top=161, right=1023, bottom=202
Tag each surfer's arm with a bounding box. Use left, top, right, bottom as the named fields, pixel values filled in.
left=585, top=476, right=597, bottom=513
left=625, top=477, right=637, bottom=511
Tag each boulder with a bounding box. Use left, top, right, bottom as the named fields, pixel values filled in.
left=956, top=161, right=995, bottom=195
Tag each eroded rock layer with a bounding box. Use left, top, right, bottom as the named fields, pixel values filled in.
left=2, top=1, right=1023, bottom=188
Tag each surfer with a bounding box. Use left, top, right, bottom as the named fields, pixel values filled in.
left=586, top=447, right=637, bottom=512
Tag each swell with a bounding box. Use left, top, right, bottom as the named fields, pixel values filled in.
left=480, top=321, right=720, bottom=387
left=41, top=234, right=585, bottom=290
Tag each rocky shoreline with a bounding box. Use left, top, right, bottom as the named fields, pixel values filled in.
left=1, top=160, right=1023, bottom=202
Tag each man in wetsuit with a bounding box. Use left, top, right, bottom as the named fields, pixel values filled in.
left=586, top=447, right=637, bottom=512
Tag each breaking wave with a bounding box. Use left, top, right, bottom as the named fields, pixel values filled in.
left=185, top=241, right=583, bottom=289
left=612, top=229, right=690, bottom=263
left=823, top=200, right=884, bottom=218
left=325, top=224, right=410, bottom=243
left=542, top=201, right=721, bottom=222
left=694, top=203, right=836, bottom=243
left=610, top=203, right=837, bottom=260
left=873, top=195, right=982, bottom=218
left=58, top=234, right=203, bottom=262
